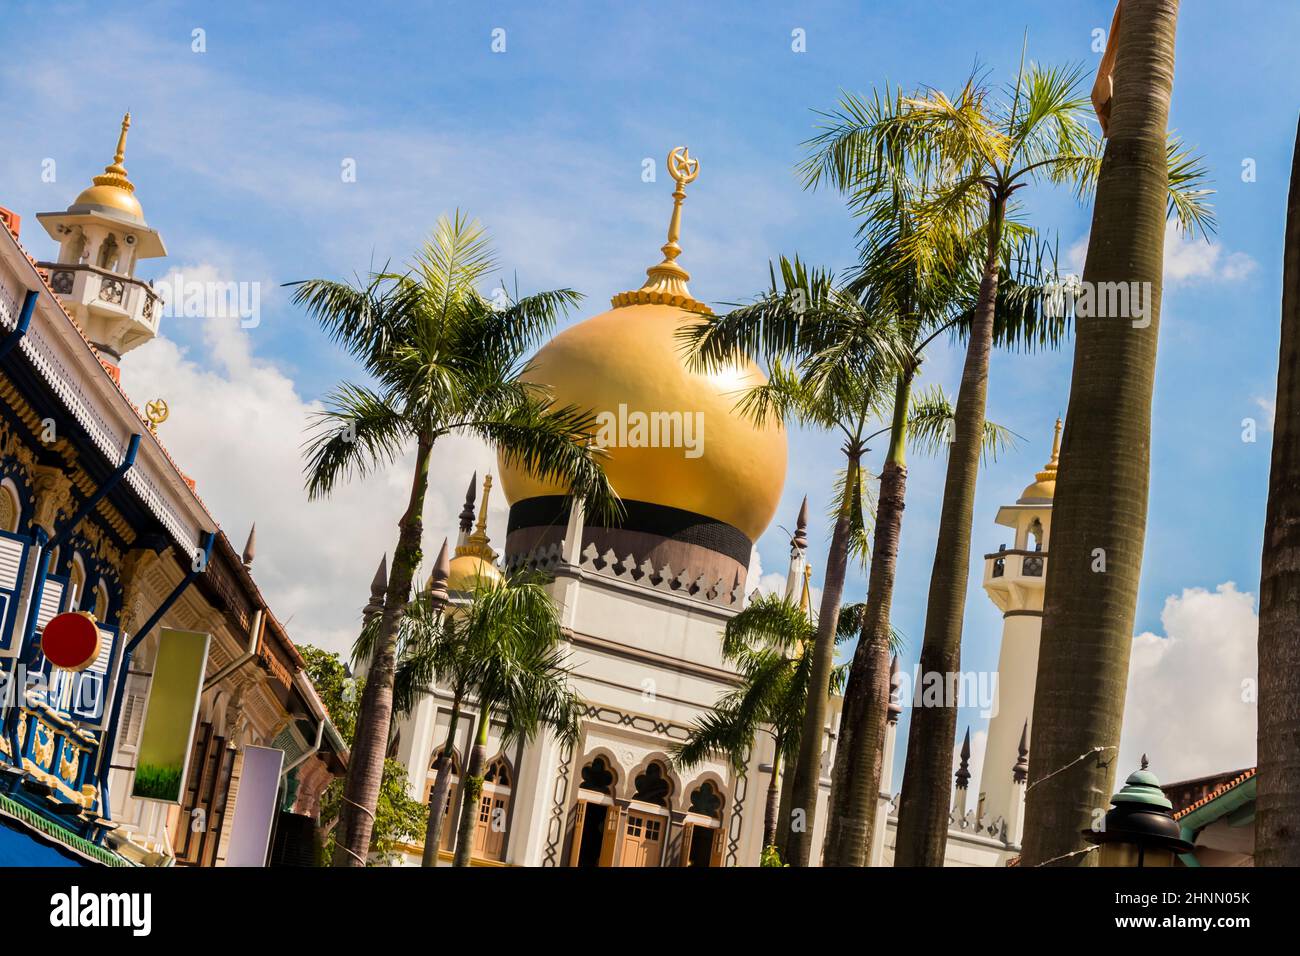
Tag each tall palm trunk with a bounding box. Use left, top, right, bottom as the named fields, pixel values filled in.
left=895, top=208, right=1004, bottom=867
left=826, top=369, right=912, bottom=865
left=421, top=690, right=462, bottom=866
left=453, top=707, right=491, bottom=867
left=332, top=432, right=433, bottom=866
left=1021, top=0, right=1179, bottom=866
left=775, top=747, right=798, bottom=857
left=786, top=452, right=861, bottom=866
left=1257, top=116, right=1300, bottom=867
left=763, top=740, right=784, bottom=849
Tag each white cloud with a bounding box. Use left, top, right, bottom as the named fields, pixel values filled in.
left=1064, top=221, right=1256, bottom=286
left=1254, top=395, right=1276, bottom=432
left=1118, top=582, right=1257, bottom=784
left=119, top=274, right=500, bottom=656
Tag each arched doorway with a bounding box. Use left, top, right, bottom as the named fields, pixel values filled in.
left=620, top=760, right=672, bottom=868
left=680, top=780, right=726, bottom=868
left=472, top=755, right=513, bottom=862
left=569, top=755, right=618, bottom=867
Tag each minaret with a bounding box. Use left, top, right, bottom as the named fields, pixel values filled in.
left=785, top=497, right=809, bottom=602
left=978, top=419, right=1060, bottom=830
left=36, top=114, right=167, bottom=378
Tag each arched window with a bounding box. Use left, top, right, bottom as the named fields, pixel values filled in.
left=579, top=756, right=615, bottom=794
left=0, top=483, right=18, bottom=533
left=632, top=761, right=670, bottom=807
left=1028, top=518, right=1044, bottom=551
left=484, top=756, right=512, bottom=788
left=688, top=781, right=724, bottom=819
left=93, top=580, right=110, bottom=622
left=68, top=556, right=86, bottom=611
left=98, top=233, right=120, bottom=271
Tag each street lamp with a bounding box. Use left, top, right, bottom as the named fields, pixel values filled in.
left=1083, top=755, right=1193, bottom=867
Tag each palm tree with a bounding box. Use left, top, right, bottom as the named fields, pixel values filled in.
left=809, top=57, right=1149, bottom=865
left=684, top=230, right=1050, bottom=867
left=1022, top=1, right=1216, bottom=866
left=290, top=214, right=616, bottom=867
left=672, top=591, right=852, bottom=855
left=445, top=575, right=583, bottom=867
left=1257, top=116, right=1300, bottom=868
left=688, top=257, right=1020, bottom=865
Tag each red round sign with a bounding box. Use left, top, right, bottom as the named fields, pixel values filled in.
left=41, top=611, right=101, bottom=671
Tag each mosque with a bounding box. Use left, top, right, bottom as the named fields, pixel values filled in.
left=386, top=147, right=1056, bottom=868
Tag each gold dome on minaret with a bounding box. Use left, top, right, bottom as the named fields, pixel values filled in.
left=72, top=113, right=145, bottom=221
left=447, top=474, right=504, bottom=592
left=497, top=148, right=787, bottom=544
left=1018, top=418, right=1062, bottom=503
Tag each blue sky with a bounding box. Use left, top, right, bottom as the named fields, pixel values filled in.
left=1, top=0, right=1282, bottom=786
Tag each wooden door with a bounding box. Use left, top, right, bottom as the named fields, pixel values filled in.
left=678, top=822, right=695, bottom=866
left=597, top=806, right=620, bottom=867
left=709, top=826, right=725, bottom=868
left=568, top=801, right=588, bottom=867
left=620, top=812, right=664, bottom=867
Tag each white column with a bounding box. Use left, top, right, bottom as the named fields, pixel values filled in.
left=979, top=613, right=1041, bottom=825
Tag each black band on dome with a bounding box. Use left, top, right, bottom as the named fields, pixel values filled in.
left=507, top=495, right=753, bottom=566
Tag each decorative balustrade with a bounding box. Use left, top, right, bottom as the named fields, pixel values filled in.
left=505, top=539, right=746, bottom=608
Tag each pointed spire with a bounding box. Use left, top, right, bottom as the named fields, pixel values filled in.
left=458, top=472, right=477, bottom=533
left=426, top=538, right=451, bottom=608
left=454, top=474, right=498, bottom=564
left=955, top=727, right=972, bottom=790
left=1013, top=720, right=1030, bottom=784
left=887, top=655, right=903, bottom=723
left=241, top=523, right=256, bottom=568
left=91, top=113, right=136, bottom=195
left=791, top=496, right=809, bottom=552
left=363, top=555, right=388, bottom=623
left=611, top=146, right=711, bottom=314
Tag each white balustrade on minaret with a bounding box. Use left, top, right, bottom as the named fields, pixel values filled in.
left=977, top=419, right=1060, bottom=834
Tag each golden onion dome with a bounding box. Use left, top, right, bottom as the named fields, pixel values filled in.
left=72, top=113, right=145, bottom=222
left=446, top=554, right=503, bottom=592
left=498, top=147, right=786, bottom=543
left=1019, top=418, right=1062, bottom=503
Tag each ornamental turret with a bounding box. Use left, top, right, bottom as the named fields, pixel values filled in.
left=36, top=114, right=167, bottom=376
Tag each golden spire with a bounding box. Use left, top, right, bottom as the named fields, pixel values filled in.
left=1034, top=417, right=1062, bottom=484
left=799, top=564, right=813, bottom=620
left=92, top=113, right=137, bottom=195
left=611, top=146, right=712, bottom=315
left=456, top=474, right=497, bottom=561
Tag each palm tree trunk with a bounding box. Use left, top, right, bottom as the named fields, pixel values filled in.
left=763, top=739, right=783, bottom=849
left=332, top=432, right=433, bottom=866
left=1258, top=116, right=1300, bottom=867
left=895, top=206, right=1004, bottom=867
left=786, top=453, right=861, bottom=866
left=452, top=706, right=491, bottom=868
left=775, top=744, right=797, bottom=857
left=421, top=690, right=462, bottom=867
left=1021, top=0, right=1180, bottom=866
left=826, top=369, right=912, bottom=866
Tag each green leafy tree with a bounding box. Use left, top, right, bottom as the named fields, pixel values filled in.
left=318, top=759, right=427, bottom=866
left=290, top=213, right=617, bottom=866
left=298, top=643, right=361, bottom=743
